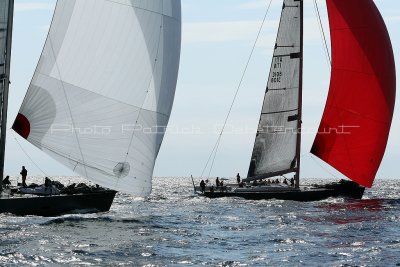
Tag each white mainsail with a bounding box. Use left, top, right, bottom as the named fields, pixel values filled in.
left=13, top=0, right=181, bottom=196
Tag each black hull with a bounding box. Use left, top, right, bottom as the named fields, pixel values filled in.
left=0, top=190, right=117, bottom=216
left=201, top=181, right=365, bottom=201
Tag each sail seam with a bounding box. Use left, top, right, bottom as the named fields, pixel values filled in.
left=31, top=139, right=154, bottom=178
left=273, top=54, right=300, bottom=58
left=327, top=105, right=391, bottom=125
left=333, top=67, right=376, bottom=76
left=28, top=136, right=113, bottom=177
left=261, top=109, right=298, bottom=115
left=104, top=0, right=180, bottom=21
left=333, top=26, right=371, bottom=31
left=35, top=72, right=171, bottom=118
left=313, top=142, right=384, bottom=152
left=268, top=87, right=298, bottom=91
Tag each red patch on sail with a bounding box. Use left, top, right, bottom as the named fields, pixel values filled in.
left=12, top=113, right=31, bottom=139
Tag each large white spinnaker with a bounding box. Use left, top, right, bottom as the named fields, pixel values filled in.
left=13, top=0, right=181, bottom=196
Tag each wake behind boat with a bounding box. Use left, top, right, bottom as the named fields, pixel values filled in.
left=196, top=0, right=395, bottom=201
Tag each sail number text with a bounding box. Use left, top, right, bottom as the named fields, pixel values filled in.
left=271, top=57, right=283, bottom=83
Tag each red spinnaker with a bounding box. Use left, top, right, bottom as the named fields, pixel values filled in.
left=311, top=0, right=396, bottom=188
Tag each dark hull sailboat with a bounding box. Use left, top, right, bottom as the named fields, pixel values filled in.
left=198, top=181, right=364, bottom=201
left=0, top=190, right=116, bottom=217
left=0, top=0, right=117, bottom=216
left=1, top=0, right=182, bottom=215
left=198, top=0, right=395, bottom=201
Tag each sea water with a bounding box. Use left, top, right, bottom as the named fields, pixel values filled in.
left=0, top=177, right=399, bottom=266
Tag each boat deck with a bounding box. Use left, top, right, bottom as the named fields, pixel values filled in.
left=195, top=181, right=365, bottom=201
left=195, top=183, right=299, bottom=193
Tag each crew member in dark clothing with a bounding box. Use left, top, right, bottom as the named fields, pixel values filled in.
left=216, top=177, right=220, bottom=187
left=3, top=176, right=11, bottom=187
left=200, top=180, right=206, bottom=193
left=236, top=173, right=241, bottom=184
left=45, top=177, right=52, bottom=187
left=20, top=166, right=27, bottom=187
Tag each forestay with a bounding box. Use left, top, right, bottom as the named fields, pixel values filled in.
left=13, top=0, right=182, bottom=196
left=248, top=0, right=301, bottom=178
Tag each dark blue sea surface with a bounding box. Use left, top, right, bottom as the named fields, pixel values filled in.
left=1, top=177, right=400, bottom=266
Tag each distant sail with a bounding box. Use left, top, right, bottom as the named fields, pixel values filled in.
left=248, top=0, right=301, bottom=178
left=311, top=0, right=396, bottom=188
left=13, top=0, right=182, bottom=196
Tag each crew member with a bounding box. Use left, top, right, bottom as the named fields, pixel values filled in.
left=236, top=173, right=241, bottom=184
left=200, top=180, right=206, bottom=193
left=20, top=166, right=27, bottom=187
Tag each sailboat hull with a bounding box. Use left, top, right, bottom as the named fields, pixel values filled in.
left=199, top=181, right=365, bottom=201
left=0, top=190, right=116, bottom=216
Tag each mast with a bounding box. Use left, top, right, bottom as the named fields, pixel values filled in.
left=245, top=0, right=302, bottom=183
left=0, top=0, right=14, bottom=189
left=295, top=0, right=303, bottom=189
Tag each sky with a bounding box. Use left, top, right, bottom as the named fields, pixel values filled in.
left=4, top=0, right=400, bottom=183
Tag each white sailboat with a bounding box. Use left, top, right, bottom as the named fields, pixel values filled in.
left=1, top=0, right=181, bottom=215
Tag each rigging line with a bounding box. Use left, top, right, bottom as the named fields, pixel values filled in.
left=200, top=135, right=220, bottom=178
left=313, top=0, right=331, bottom=66
left=11, top=130, right=48, bottom=177
left=104, top=0, right=180, bottom=22
left=207, top=136, right=222, bottom=179
left=201, top=0, right=273, bottom=178
left=309, top=154, right=341, bottom=180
